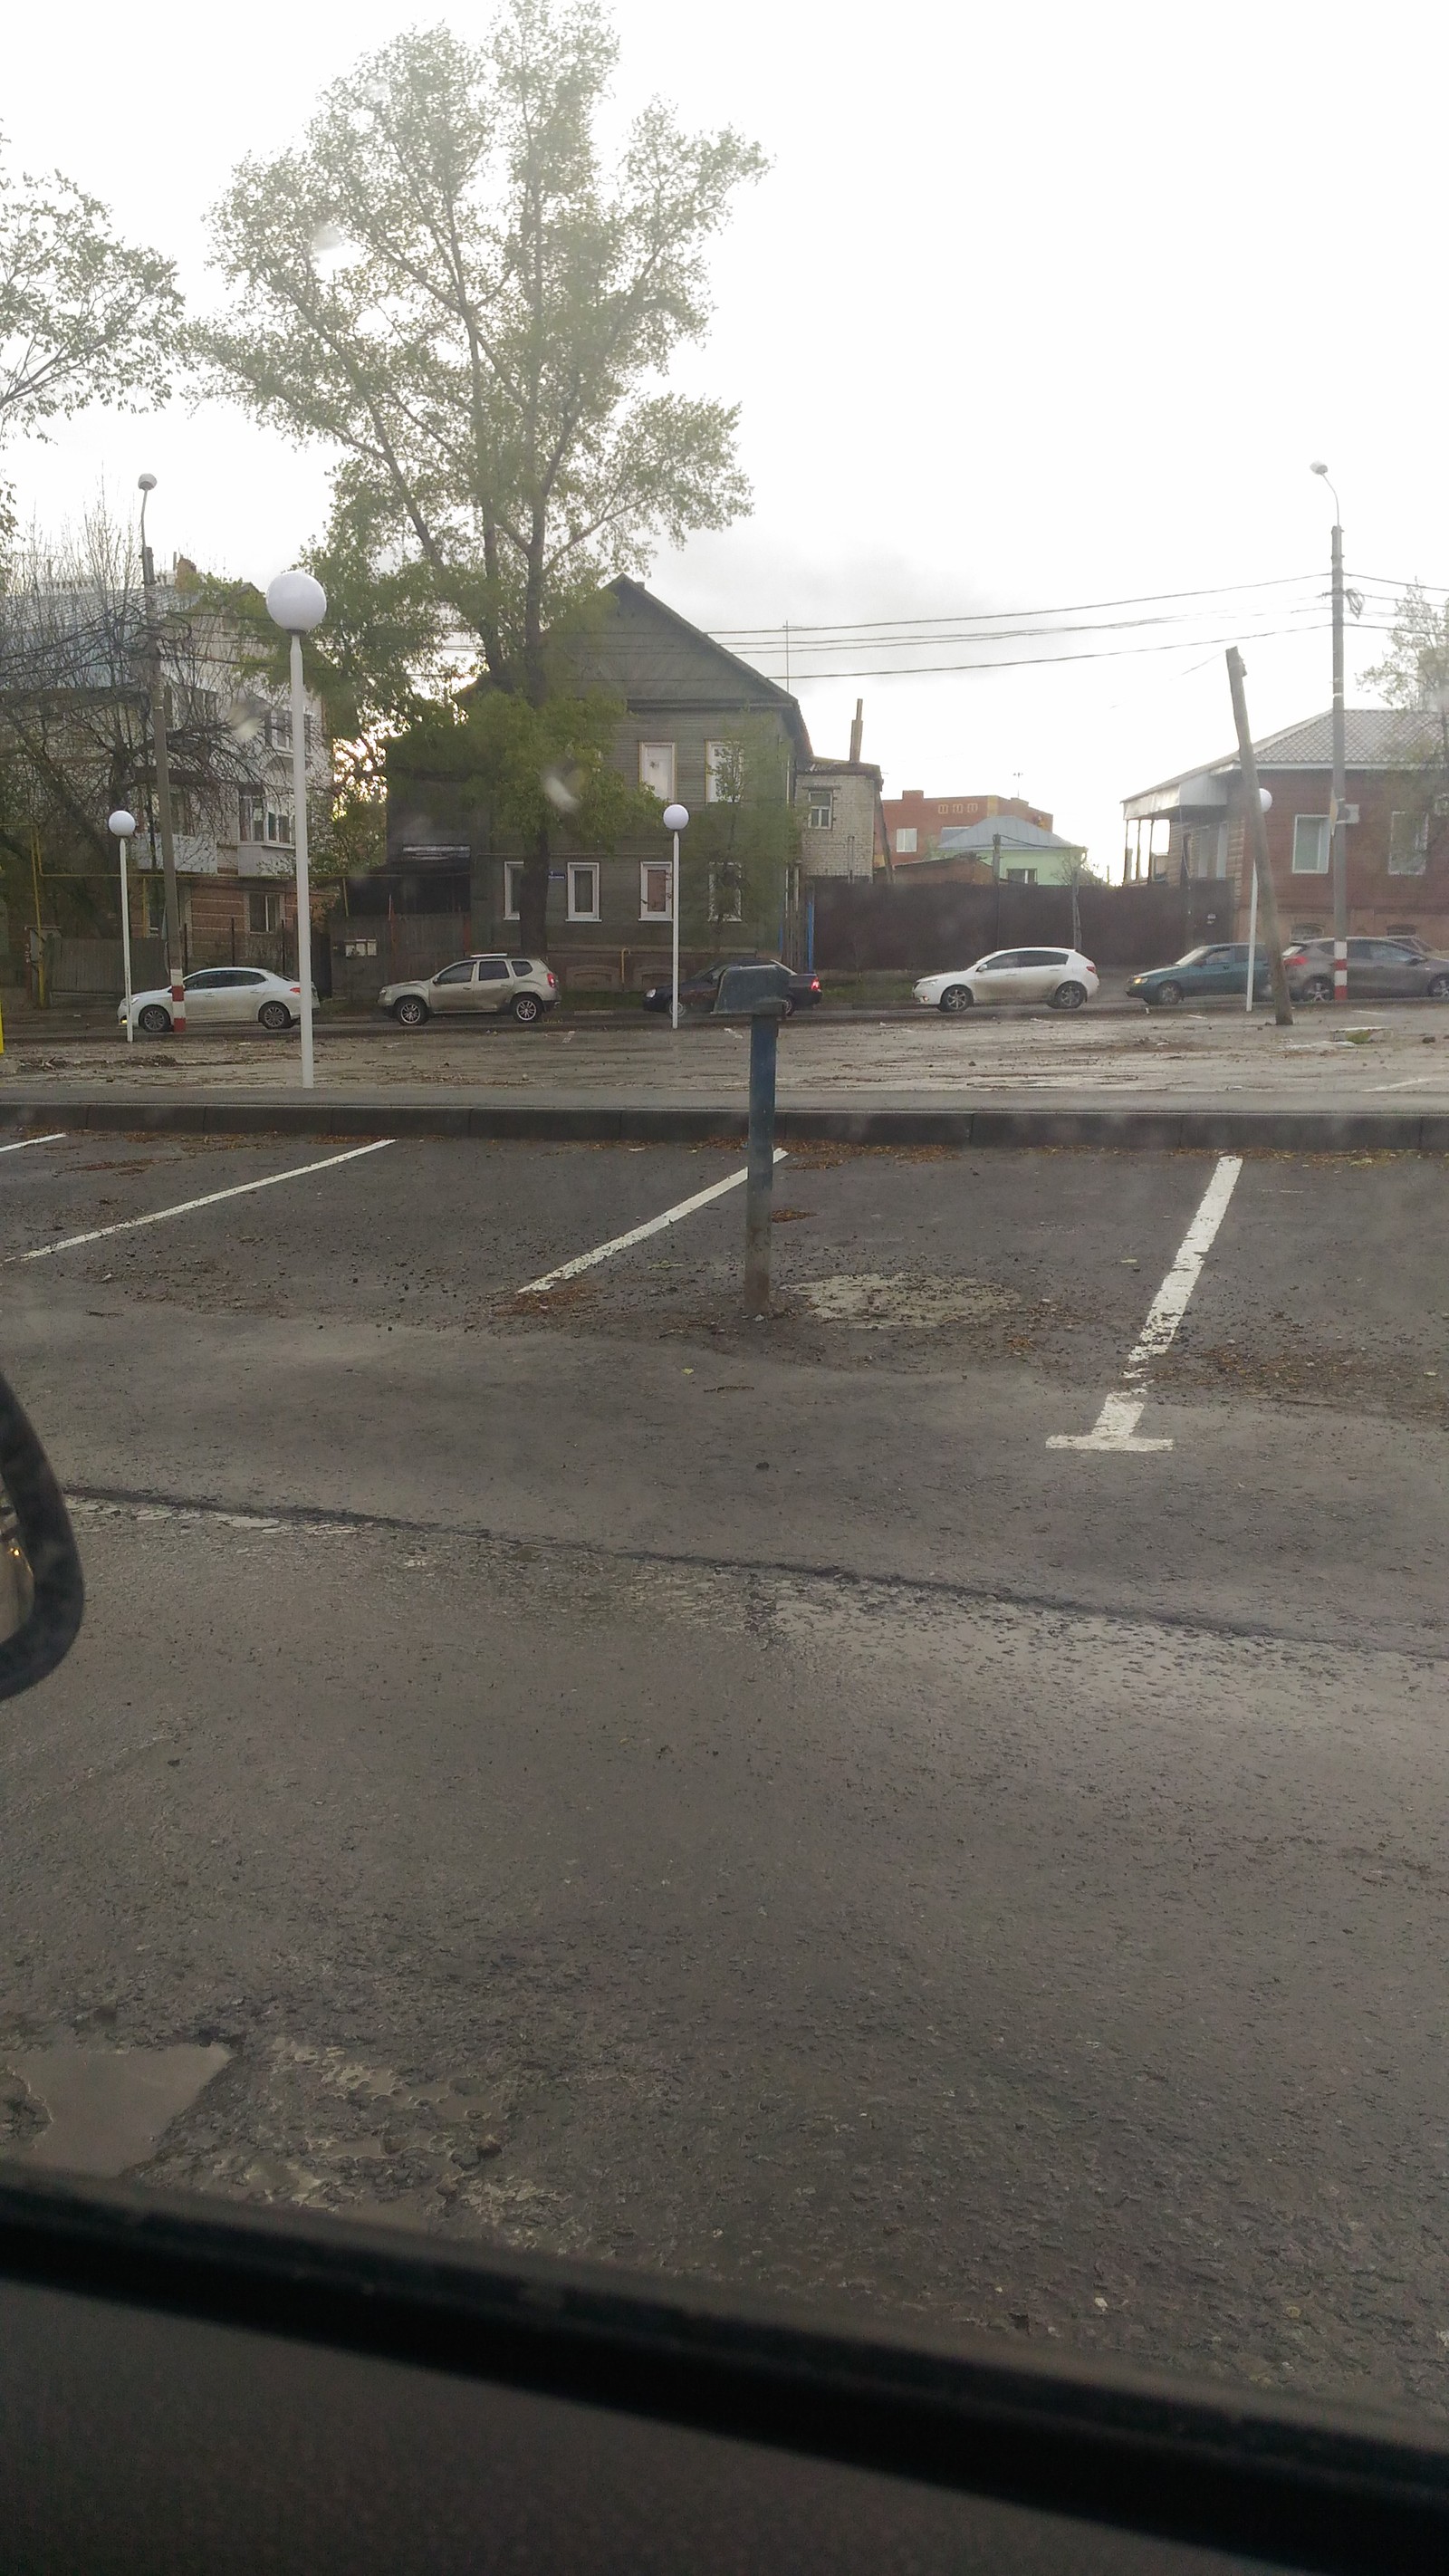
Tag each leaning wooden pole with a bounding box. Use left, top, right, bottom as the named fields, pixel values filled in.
left=1225, top=649, right=1293, bottom=1027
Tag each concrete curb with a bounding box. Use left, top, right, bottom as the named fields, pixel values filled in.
left=0, top=1092, right=1444, bottom=1152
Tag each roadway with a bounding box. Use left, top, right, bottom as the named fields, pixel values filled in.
left=2, top=1127, right=1447, bottom=2421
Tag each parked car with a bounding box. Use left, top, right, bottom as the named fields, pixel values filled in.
left=1282, top=935, right=1449, bottom=1003
left=120, top=966, right=316, bottom=1035
left=379, top=954, right=558, bottom=1026
left=1126, top=943, right=1275, bottom=1008
left=912, top=947, right=1099, bottom=1013
left=641, top=957, right=823, bottom=1014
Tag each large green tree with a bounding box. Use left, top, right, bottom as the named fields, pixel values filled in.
left=194, top=2, right=765, bottom=950
left=0, top=136, right=181, bottom=532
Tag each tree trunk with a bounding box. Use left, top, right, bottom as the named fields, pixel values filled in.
left=517, top=823, right=551, bottom=957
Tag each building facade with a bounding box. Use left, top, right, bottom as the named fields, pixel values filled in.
left=1122, top=710, right=1449, bottom=949
left=386, top=580, right=828, bottom=987
left=794, top=758, right=888, bottom=882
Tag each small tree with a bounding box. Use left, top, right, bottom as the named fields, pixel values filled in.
left=1362, top=580, right=1449, bottom=870
left=193, top=3, right=765, bottom=954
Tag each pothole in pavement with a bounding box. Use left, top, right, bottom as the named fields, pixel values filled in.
left=2, top=2041, right=232, bottom=2177
left=792, top=1273, right=1020, bottom=1328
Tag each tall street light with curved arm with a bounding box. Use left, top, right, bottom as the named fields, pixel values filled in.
left=1310, top=462, right=1348, bottom=1001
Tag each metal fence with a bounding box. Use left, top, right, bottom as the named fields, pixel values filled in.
left=328, top=913, right=470, bottom=1004
left=49, top=936, right=168, bottom=998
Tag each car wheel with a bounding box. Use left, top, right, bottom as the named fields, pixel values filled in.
left=939, top=985, right=974, bottom=1012
left=1427, top=974, right=1449, bottom=1000
left=1049, top=981, right=1088, bottom=1012
left=394, top=996, right=428, bottom=1027
left=511, top=992, right=542, bottom=1024
left=138, top=1004, right=171, bottom=1035
left=1302, top=976, right=1333, bottom=1004
left=257, top=1000, right=292, bottom=1033
left=1153, top=980, right=1184, bottom=1007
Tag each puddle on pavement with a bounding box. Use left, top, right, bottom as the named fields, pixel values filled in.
left=793, top=1273, right=1019, bottom=1328
left=3, top=2042, right=231, bottom=2177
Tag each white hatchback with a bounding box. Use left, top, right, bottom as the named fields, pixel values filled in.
left=120, top=966, right=312, bottom=1035
left=913, top=947, right=1099, bottom=1014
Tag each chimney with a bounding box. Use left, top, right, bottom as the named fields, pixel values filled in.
left=849, top=697, right=863, bottom=763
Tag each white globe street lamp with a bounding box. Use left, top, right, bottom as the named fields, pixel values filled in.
left=662, top=803, right=689, bottom=1031
left=264, top=571, right=328, bottom=1087
left=108, top=808, right=138, bottom=1042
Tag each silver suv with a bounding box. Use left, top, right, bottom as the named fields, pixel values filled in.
left=379, top=954, right=559, bottom=1026
left=1282, top=937, right=1449, bottom=1004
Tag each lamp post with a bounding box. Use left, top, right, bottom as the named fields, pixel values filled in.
left=264, top=570, right=327, bottom=1088
left=137, top=474, right=186, bottom=1032
left=663, top=803, right=689, bottom=1031
left=108, top=809, right=137, bottom=1043
left=1310, top=462, right=1348, bottom=1002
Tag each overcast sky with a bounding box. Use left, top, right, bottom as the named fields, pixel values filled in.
left=7, top=0, right=1446, bottom=878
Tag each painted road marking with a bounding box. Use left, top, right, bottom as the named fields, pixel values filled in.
left=1048, top=1154, right=1243, bottom=1454
left=518, top=1149, right=789, bottom=1294
left=0, top=1132, right=67, bottom=1155
left=13, top=1139, right=394, bottom=1262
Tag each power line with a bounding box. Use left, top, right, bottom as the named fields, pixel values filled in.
left=709, top=570, right=1325, bottom=644
left=733, top=619, right=1401, bottom=687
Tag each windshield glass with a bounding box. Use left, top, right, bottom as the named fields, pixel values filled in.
left=5, top=0, right=1448, bottom=2453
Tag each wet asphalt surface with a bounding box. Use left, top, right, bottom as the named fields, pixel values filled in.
left=3, top=1131, right=1449, bottom=2421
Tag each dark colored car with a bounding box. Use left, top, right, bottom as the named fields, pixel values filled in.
left=1126, top=943, right=1275, bottom=1007
left=1283, top=935, right=1449, bottom=1003
left=641, top=956, right=823, bottom=1014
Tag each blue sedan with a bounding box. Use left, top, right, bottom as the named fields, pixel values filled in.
left=1126, top=943, right=1275, bottom=1007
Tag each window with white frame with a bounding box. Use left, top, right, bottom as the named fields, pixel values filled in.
left=245, top=887, right=283, bottom=933
left=1388, top=810, right=1428, bottom=874
left=638, top=742, right=675, bottom=803
left=567, top=861, right=600, bottom=920
left=504, top=860, right=526, bottom=919
left=264, top=706, right=293, bottom=753
left=1291, top=814, right=1329, bottom=874
left=806, top=785, right=834, bottom=831
left=895, top=826, right=918, bottom=854
left=705, top=740, right=742, bottom=803
left=264, top=793, right=294, bottom=846
left=238, top=788, right=265, bottom=843
left=639, top=860, right=672, bottom=919
left=707, top=862, right=743, bottom=923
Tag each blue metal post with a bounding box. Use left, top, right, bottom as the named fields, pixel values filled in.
left=744, top=1008, right=780, bottom=1316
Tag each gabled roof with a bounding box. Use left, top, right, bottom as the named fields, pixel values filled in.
left=1125, top=707, right=1439, bottom=817
left=554, top=578, right=811, bottom=757
left=936, top=815, right=1083, bottom=855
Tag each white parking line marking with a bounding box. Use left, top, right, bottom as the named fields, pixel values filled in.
left=1048, top=1154, right=1243, bottom=1454
left=517, top=1149, right=788, bottom=1294
left=0, top=1131, right=67, bottom=1155
left=13, top=1139, right=394, bottom=1262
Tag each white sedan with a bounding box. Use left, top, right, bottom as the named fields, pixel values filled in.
left=913, top=947, right=1099, bottom=1014
left=120, top=966, right=313, bottom=1035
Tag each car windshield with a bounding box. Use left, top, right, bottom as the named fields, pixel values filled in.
left=6, top=0, right=1447, bottom=2472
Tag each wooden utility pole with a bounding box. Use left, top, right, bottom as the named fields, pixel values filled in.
left=1225, top=649, right=1293, bottom=1026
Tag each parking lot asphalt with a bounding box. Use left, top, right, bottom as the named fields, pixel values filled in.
left=4, top=1130, right=1449, bottom=2417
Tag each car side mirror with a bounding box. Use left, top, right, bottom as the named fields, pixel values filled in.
left=0, top=1372, right=84, bottom=1698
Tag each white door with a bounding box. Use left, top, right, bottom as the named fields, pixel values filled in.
left=470, top=957, right=513, bottom=1013
left=970, top=951, right=1021, bottom=1003
left=178, top=969, right=232, bottom=1024
left=1012, top=948, right=1069, bottom=1001
left=227, top=968, right=273, bottom=1023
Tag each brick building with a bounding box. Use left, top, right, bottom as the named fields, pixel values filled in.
left=883, top=786, right=1051, bottom=862
left=1122, top=710, right=1449, bottom=949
